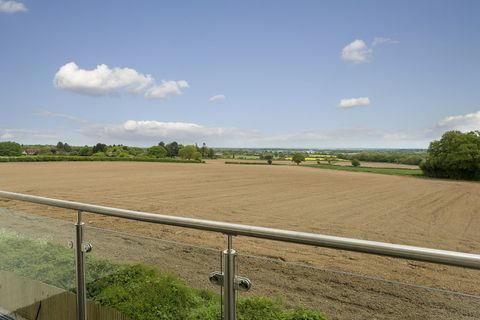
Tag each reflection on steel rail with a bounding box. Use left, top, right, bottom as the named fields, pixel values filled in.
left=1, top=190, right=479, bottom=269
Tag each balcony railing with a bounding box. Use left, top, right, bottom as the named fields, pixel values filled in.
left=0, top=189, right=479, bottom=320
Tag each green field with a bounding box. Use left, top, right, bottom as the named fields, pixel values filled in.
left=304, top=163, right=424, bottom=177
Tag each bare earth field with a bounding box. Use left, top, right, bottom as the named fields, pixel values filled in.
left=0, top=161, right=479, bottom=319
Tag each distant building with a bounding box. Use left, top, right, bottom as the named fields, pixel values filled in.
left=22, top=148, right=39, bottom=155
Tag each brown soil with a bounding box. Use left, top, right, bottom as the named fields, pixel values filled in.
left=0, top=161, right=479, bottom=319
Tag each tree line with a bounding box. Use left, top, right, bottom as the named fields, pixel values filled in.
left=0, top=141, right=216, bottom=161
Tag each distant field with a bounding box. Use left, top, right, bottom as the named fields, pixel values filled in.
left=0, top=161, right=478, bottom=318
left=305, top=163, right=424, bottom=176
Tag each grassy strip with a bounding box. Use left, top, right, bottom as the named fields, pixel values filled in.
left=0, top=229, right=326, bottom=320
left=0, top=155, right=200, bottom=163
left=225, top=161, right=283, bottom=166
left=304, top=163, right=424, bottom=177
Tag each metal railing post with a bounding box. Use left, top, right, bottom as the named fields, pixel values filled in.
left=223, top=235, right=236, bottom=320
left=75, top=210, right=87, bottom=320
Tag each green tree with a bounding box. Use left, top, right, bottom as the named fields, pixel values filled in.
left=93, top=143, right=107, bottom=154
left=166, top=141, right=180, bottom=157
left=179, top=145, right=197, bottom=160
left=79, top=146, right=93, bottom=156
left=420, top=130, right=480, bottom=180
left=0, top=141, right=22, bottom=156
left=147, top=145, right=167, bottom=158
left=291, top=153, right=305, bottom=165
left=264, top=153, right=273, bottom=165
left=351, top=159, right=361, bottom=167
left=207, top=148, right=215, bottom=159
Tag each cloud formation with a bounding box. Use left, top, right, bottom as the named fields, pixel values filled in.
left=0, top=0, right=26, bottom=13
left=84, top=120, right=256, bottom=145
left=435, top=110, right=480, bottom=132
left=341, top=40, right=371, bottom=63
left=338, top=97, right=371, bottom=108
left=34, top=111, right=88, bottom=124
left=372, top=37, right=399, bottom=46
left=0, top=132, right=14, bottom=140
left=53, top=62, right=188, bottom=99
left=341, top=37, right=398, bottom=63
left=209, top=94, right=226, bottom=102
left=145, top=80, right=189, bottom=99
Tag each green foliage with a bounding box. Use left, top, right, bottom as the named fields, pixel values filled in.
left=165, top=141, right=180, bottom=157
left=0, top=141, right=22, bottom=156
left=93, top=143, right=107, bottom=154
left=338, top=151, right=425, bottom=166
left=179, top=145, right=197, bottom=160
left=0, top=155, right=201, bottom=163
left=79, top=145, right=93, bottom=156
left=292, top=153, right=305, bottom=165
left=351, top=159, right=361, bottom=167
left=421, top=130, right=480, bottom=180
left=0, top=230, right=326, bottom=320
left=147, top=145, right=168, bottom=158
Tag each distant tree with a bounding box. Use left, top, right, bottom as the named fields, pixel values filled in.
left=158, top=141, right=165, bottom=147
left=166, top=142, right=180, bottom=157
left=194, top=151, right=202, bottom=161
left=179, top=145, right=197, bottom=160
left=264, top=153, right=273, bottom=165
left=351, top=159, right=361, bottom=167
left=56, top=141, right=64, bottom=150
left=79, top=146, right=93, bottom=156
left=420, top=130, right=480, bottom=180
left=326, top=155, right=336, bottom=165
left=201, top=142, right=207, bottom=157
left=0, top=141, right=22, bottom=156
left=292, top=153, right=305, bottom=165
left=92, top=143, right=107, bottom=154
left=147, top=145, right=167, bottom=158
left=207, top=148, right=215, bottom=159
left=63, top=143, right=72, bottom=152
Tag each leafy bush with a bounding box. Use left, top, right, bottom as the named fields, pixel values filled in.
left=0, top=141, right=22, bottom=156
left=351, top=159, right=361, bottom=167
left=0, top=230, right=326, bottom=320
left=421, top=130, right=480, bottom=180
left=147, top=145, right=168, bottom=158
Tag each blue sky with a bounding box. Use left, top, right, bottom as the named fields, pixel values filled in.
left=1, top=0, right=479, bottom=148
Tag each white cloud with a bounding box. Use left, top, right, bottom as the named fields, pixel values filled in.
left=34, top=111, right=88, bottom=123
left=341, top=40, right=371, bottom=63
left=435, top=111, right=480, bottom=132
left=0, top=0, right=27, bottom=13
left=0, top=132, right=14, bottom=140
left=338, top=97, right=371, bottom=108
left=84, top=120, right=257, bottom=145
left=144, top=80, right=189, bottom=99
left=341, top=37, right=398, bottom=63
left=372, top=37, right=399, bottom=46
left=209, top=94, right=226, bottom=102
left=53, top=62, right=188, bottom=99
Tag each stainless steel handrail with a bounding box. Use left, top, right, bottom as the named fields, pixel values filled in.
left=1, top=190, right=480, bottom=269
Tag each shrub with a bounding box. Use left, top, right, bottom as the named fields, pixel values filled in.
left=351, top=159, right=361, bottom=167
left=0, top=141, right=22, bottom=156
left=0, top=230, right=326, bottom=320
left=147, top=145, right=168, bottom=158
left=292, top=153, right=305, bottom=165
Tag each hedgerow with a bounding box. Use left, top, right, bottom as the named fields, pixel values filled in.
left=0, top=155, right=200, bottom=163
